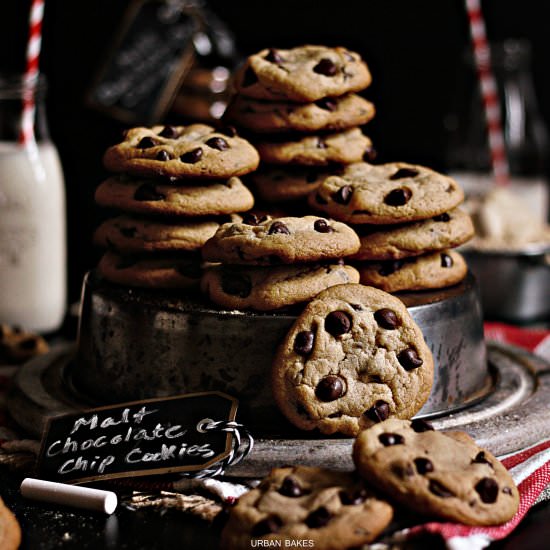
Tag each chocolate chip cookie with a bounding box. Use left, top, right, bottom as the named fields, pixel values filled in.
left=309, top=162, right=464, bottom=224
left=232, top=45, right=372, bottom=102
left=351, top=208, right=475, bottom=260
left=0, top=323, right=49, bottom=365
left=201, top=263, right=359, bottom=311
left=93, top=215, right=221, bottom=253
left=355, top=250, right=468, bottom=292
left=352, top=419, right=519, bottom=525
left=102, top=124, right=259, bottom=179
left=0, top=497, right=21, bottom=550
left=98, top=251, right=202, bottom=289
left=271, top=283, right=433, bottom=436
left=255, top=128, right=373, bottom=166
left=251, top=167, right=333, bottom=203
left=95, top=176, right=254, bottom=217
left=224, top=93, right=375, bottom=133
left=220, top=465, right=393, bottom=550
left=201, top=216, right=360, bottom=265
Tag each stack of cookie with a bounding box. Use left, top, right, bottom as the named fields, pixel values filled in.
left=200, top=215, right=361, bottom=311
left=223, top=45, right=376, bottom=207
left=308, top=162, right=475, bottom=292
left=93, top=124, right=259, bottom=289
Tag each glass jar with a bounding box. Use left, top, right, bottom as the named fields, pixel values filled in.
left=0, top=74, right=66, bottom=333
left=445, top=39, right=549, bottom=224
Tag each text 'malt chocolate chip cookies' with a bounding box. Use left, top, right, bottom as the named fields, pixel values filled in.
left=271, top=283, right=433, bottom=436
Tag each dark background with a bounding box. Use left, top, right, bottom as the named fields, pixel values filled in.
left=1, top=0, right=549, bottom=304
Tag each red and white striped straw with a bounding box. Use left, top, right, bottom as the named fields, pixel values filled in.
left=465, top=0, right=509, bottom=185
left=18, top=0, right=45, bottom=146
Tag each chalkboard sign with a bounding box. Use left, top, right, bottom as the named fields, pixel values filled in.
left=37, top=392, right=238, bottom=484
left=86, top=0, right=200, bottom=124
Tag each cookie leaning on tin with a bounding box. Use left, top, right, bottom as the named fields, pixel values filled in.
left=220, top=465, right=393, bottom=550
left=352, top=418, right=520, bottom=525
left=271, top=283, right=433, bottom=436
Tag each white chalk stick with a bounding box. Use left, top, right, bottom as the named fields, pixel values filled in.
left=20, top=478, right=118, bottom=514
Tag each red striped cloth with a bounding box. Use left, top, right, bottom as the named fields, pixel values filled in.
left=484, top=322, right=550, bottom=361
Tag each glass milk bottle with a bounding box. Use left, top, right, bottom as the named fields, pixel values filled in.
left=445, top=39, right=549, bottom=223
left=0, top=74, right=66, bottom=333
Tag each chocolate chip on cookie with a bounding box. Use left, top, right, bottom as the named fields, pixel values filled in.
left=350, top=208, right=475, bottom=261
left=220, top=465, right=393, bottom=550
left=355, top=249, right=468, bottom=292
left=93, top=215, right=221, bottom=254
left=255, top=128, right=372, bottom=166
left=201, top=216, right=360, bottom=265
left=232, top=45, right=372, bottom=102
left=271, top=283, right=434, bottom=435
left=309, top=162, right=464, bottom=224
left=95, top=176, right=254, bottom=217
left=103, top=124, right=259, bottom=179
left=200, top=263, right=359, bottom=311
left=353, top=419, right=520, bottom=525
left=224, top=93, right=375, bottom=134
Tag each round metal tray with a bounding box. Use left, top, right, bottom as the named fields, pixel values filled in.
left=73, top=270, right=488, bottom=430
left=7, top=342, right=550, bottom=478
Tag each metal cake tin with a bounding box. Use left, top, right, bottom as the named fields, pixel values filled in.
left=72, top=270, right=489, bottom=433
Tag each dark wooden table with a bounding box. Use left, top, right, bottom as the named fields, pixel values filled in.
left=2, top=467, right=549, bottom=550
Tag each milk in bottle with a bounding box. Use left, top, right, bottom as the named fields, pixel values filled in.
left=0, top=75, right=66, bottom=333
